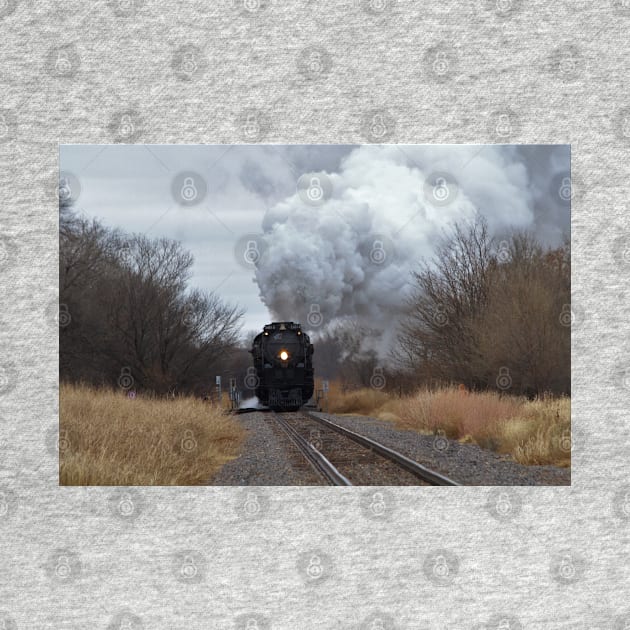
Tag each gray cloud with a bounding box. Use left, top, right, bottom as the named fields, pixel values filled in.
left=60, top=144, right=569, bottom=338
left=254, top=144, right=570, bottom=336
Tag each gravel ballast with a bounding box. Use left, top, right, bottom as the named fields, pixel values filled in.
left=279, top=411, right=430, bottom=485
left=311, top=412, right=570, bottom=486
left=211, top=411, right=322, bottom=485
left=211, top=410, right=570, bottom=486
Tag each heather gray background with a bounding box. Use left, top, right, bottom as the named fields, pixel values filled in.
left=0, top=1, right=629, bottom=628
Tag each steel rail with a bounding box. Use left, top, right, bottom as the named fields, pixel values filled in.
left=271, top=412, right=352, bottom=486
left=303, top=411, right=460, bottom=486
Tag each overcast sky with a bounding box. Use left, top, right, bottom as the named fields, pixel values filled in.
left=60, top=144, right=570, bottom=336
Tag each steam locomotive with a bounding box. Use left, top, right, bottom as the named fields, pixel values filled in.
left=250, top=321, right=314, bottom=411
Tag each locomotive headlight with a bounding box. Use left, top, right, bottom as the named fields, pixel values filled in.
left=279, top=350, right=289, bottom=361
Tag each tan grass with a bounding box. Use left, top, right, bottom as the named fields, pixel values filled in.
left=502, top=397, right=571, bottom=467
left=59, top=383, right=246, bottom=485
left=325, top=384, right=390, bottom=416
left=324, top=383, right=570, bottom=467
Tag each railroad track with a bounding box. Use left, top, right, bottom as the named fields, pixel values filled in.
left=271, top=411, right=352, bottom=485
left=269, top=410, right=459, bottom=486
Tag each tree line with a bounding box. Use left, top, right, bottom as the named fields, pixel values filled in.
left=314, top=217, right=570, bottom=397
left=60, top=203, right=244, bottom=395
left=395, top=216, right=570, bottom=396
left=61, top=194, right=569, bottom=398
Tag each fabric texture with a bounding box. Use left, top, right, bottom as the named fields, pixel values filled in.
left=0, top=0, right=628, bottom=627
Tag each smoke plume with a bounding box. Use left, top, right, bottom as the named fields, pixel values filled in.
left=254, top=145, right=569, bottom=337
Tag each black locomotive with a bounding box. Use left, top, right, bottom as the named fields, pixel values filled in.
left=250, top=321, right=314, bottom=411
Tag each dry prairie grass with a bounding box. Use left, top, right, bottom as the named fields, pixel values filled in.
left=324, top=382, right=391, bottom=416
left=501, top=397, right=571, bottom=467
left=59, top=383, right=246, bottom=485
left=325, top=384, right=570, bottom=467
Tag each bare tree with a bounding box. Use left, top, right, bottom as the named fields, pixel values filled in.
left=473, top=234, right=570, bottom=395
left=313, top=321, right=381, bottom=389
left=396, top=217, right=570, bottom=395
left=396, top=216, right=493, bottom=388
left=59, top=206, right=244, bottom=394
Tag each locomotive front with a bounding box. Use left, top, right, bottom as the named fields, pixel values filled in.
left=250, top=322, right=314, bottom=411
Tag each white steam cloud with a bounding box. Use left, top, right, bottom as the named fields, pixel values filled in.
left=254, top=145, right=569, bottom=336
